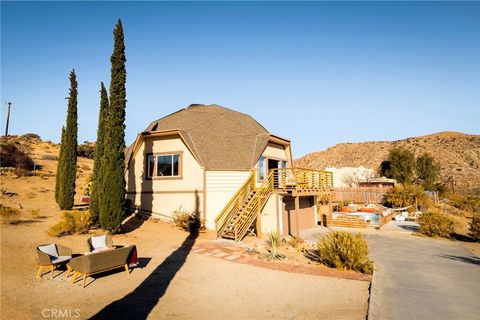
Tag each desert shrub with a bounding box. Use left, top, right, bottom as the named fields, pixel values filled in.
left=447, top=194, right=480, bottom=213
left=21, top=133, right=41, bottom=139
left=384, top=184, right=429, bottom=210
left=469, top=213, right=480, bottom=241
left=77, top=141, right=95, bottom=159
left=0, top=142, right=34, bottom=170
left=314, top=231, right=373, bottom=274
left=418, top=211, right=454, bottom=238
left=29, top=209, right=41, bottom=219
left=262, top=231, right=286, bottom=261
left=47, top=210, right=91, bottom=237
left=0, top=204, right=20, bottom=223
left=172, top=206, right=200, bottom=233
left=41, top=154, right=59, bottom=161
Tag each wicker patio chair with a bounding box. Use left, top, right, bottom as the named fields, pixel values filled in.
left=36, top=243, right=73, bottom=279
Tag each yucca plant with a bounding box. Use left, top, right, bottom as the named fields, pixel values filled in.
left=263, top=231, right=285, bottom=261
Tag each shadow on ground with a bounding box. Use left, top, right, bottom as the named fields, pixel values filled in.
left=452, top=233, right=476, bottom=243
left=72, top=257, right=152, bottom=288
left=438, top=254, right=480, bottom=266
left=121, top=215, right=146, bottom=234
left=9, top=219, right=41, bottom=225
left=396, top=224, right=419, bottom=232
left=89, top=230, right=198, bottom=319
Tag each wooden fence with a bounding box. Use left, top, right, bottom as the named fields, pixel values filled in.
left=332, top=186, right=439, bottom=205
left=332, top=187, right=390, bottom=204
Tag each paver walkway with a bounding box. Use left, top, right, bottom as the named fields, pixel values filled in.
left=191, top=242, right=372, bottom=281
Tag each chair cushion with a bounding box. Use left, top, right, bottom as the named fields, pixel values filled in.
left=91, top=235, right=107, bottom=250
left=52, top=255, right=71, bottom=264
left=38, top=244, right=59, bottom=258
left=90, top=247, right=114, bottom=254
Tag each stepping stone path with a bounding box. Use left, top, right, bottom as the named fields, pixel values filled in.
left=190, top=242, right=371, bottom=282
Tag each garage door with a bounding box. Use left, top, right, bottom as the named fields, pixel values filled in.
left=282, top=196, right=316, bottom=236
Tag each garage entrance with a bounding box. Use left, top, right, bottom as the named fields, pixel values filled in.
left=282, top=196, right=316, bottom=236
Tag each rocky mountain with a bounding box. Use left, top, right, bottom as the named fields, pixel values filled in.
left=295, top=132, right=480, bottom=194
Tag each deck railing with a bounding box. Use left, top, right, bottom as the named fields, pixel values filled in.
left=271, top=167, right=333, bottom=192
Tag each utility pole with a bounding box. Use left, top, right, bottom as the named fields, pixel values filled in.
left=4, top=101, right=12, bottom=136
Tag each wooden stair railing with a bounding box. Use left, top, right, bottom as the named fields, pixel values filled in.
left=215, top=171, right=256, bottom=237
left=232, top=171, right=274, bottom=242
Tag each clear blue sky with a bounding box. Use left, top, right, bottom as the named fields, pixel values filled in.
left=1, top=1, right=479, bottom=157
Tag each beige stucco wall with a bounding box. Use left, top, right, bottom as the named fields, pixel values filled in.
left=262, top=142, right=290, bottom=161
left=126, top=135, right=204, bottom=220
left=205, top=171, right=251, bottom=230
left=260, top=193, right=280, bottom=234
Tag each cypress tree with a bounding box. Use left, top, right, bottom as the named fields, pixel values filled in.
left=90, top=83, right=109, bottom=224
left=99, top=19, right=127, bottom=232
left=55, top=126, right=66, bottom=204
left=56, top=70, right=78, bottom=210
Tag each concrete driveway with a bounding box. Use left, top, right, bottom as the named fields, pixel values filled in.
left=303, top=225, right=480, bottom=320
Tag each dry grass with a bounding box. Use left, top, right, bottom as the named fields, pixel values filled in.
left=47, top=210, right=92, bottom=237
left=0, top=204, right=20, bottom=223
left=29, top=209, right=41, bottom=219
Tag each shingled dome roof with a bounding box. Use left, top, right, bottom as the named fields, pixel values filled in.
left=139, top=104, right=286, bottom=171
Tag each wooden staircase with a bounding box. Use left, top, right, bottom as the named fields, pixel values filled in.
left=215, top=168, right=334, bottom=242
left=215, top=171, right=274, bottom=242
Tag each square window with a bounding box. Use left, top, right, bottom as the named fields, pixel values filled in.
left=146, top=153, right=181, bottom=178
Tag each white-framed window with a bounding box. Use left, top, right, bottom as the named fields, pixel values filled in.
left=146, top=153, right=181, bottom=178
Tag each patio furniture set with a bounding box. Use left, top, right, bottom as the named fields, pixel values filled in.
left=36, top=234, right=138, bottom=288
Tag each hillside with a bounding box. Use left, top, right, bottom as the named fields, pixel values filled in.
left=0, top=135, right=93, bottom=217
left=295, top=131, right=480, bottom=194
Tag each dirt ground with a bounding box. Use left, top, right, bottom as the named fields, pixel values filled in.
left=0, top=137, right=370, bottom=319
left=1, top=217, right=370, bottom=319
